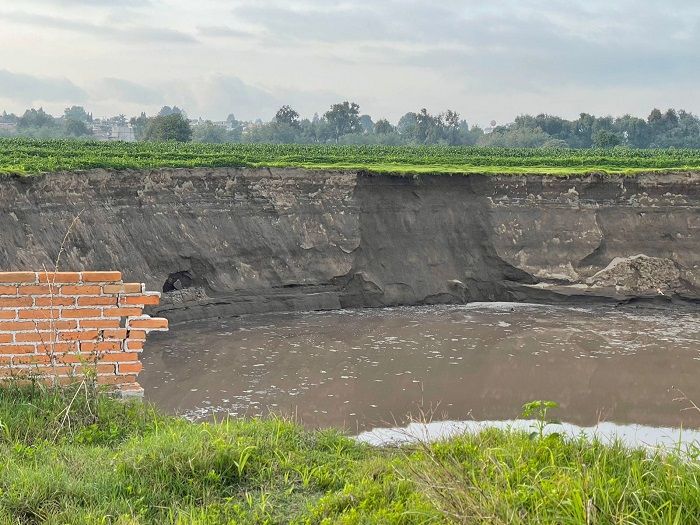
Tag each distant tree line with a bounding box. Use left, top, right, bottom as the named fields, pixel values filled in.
left=2, top=102, right=700, bottom=148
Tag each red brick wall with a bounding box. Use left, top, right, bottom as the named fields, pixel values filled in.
left=0, top=271, right=168, bottom=395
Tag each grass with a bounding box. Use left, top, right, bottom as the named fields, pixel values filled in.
left=3, top=138, right=700, bottom=176
left=0, top=386, right=698, bottom=523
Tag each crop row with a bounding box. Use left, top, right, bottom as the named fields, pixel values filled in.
left=3, top=138, right=700, bottom=175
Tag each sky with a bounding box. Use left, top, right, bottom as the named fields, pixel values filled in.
left=0, top=0, right=699, bottom=126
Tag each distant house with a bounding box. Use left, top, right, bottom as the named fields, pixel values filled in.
left=0, top=122, right=17, bottom=134
left=91, top=121, right=136, bottom=142
left=111, top=125, right=136, bottom=142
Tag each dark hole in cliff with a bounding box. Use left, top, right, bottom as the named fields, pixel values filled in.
left=163, top=271, right=193, bottom=293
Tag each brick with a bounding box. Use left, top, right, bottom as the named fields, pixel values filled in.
left=57, top=354, right=84, bottom=364
left=100, top=352, right=139, bottom=362
left=0, top=321, right=35, bottom=331
left=0, top=272, right=36, bottom=283
left=120, top=295, right=160, bottom=306
left=100, top=374, right=137, bottom=385
left=125, top=340, right=144, bottom=351
left=33, top=366, right=72, bottom=376
left=12, top=355, right=51, bottom=365
left=0, top=297, right=33, bottom=307
left=128, top=318, right=168, bottom=330
left=79, top=319, right=121, bottom=329
left=102, top=307, right=143, bottom=318
left=59, top=330, right=99, bottom=341
left=80, top=341, right=122, bottom=353
left=2, top=345, right=36, bottom=354
left=14, top=332, right=53, bottom=343
left=102, top=329, right=127, bottom=339
left=76, top=363, right=116, bottom=375
left=36, top=342, right=76, bottom=354
left=19, top=309, right=60, bottom=319
left=127, top=330, right=147, bottom=341
left=38, top=272, right=81, bottom=283
left=35, top=320, right=78, bottom=330
left=97, top=341, right=122, bottom=352
left=77, top=296, right=117, bottom=306
left=0, top=271, right=165, bottom=392
left=103, top=283, right=142, bottom=294
left=81, top=271, right=122, bottom=282
left=61, top=308, right=102, bottom=319
left=34, top=297, right=75, bottom=307
left=118, top=362, right=143, bottom=374
left=61, top=285, right=102, bottom=295
left=56, top=376, right=85, bottom=386
left=17, top=285, right=54, bottom=295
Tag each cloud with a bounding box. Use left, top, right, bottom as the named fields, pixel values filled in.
left=197, top=25, right=255, bottom=39
left=1, top=1, right=699, bottom=123
left=92, top=78, right=161, bottom=105
left=229, top=0, right=700, bottom=95
left=27, top=0, right=150, bottom=5
left=1, top=11, right=197, bottom=44
left=163, top=75, right=342, bottom=121
left=0, top=70, right=87, bottom=104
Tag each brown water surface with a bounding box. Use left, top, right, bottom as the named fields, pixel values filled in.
left=140, top=303, right=700, bottom=432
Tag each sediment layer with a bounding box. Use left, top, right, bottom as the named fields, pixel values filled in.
left=1, top=169, right=698, bottom=321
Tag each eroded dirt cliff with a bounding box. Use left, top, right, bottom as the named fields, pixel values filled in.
left=0, top=169, right=697, bottom=321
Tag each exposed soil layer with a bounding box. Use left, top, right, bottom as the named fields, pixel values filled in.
left=1, top=169, right=698, bottom=321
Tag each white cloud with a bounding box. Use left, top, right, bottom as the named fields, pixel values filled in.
left=0, top=70, right=87, bottom=105
left=0, top=0, right=698, bottom=124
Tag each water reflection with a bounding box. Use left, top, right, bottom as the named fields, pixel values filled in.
left=357, top=419, right=700, bottom=450
left=141, top=303, right=700, bottom=437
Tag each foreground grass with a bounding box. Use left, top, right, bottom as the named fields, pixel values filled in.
left=0, top=386, right=698, bottom=524
left=3, top=139, right=700, bottom=176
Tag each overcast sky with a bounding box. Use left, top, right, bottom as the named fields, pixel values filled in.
left=0, top=0, right=698, bottom=125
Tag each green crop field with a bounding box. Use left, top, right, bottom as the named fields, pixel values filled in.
left=2, top=138, right=700, bottom=176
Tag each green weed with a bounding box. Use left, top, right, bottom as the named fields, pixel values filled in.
left=0, top=387, right=697, bottom=523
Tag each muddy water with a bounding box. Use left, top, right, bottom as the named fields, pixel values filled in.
left=140, top=303, right=700, bottom=434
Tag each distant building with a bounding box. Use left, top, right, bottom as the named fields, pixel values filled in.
left=0, top=122, right=17, bottom=134
left=111, top=125, right=136, bottom=142
left=91, top=121, right=136, bottom=142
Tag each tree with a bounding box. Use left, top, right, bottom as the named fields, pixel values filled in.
left=130, top=112, right=149, bottom=141
left=374, top=119, right=394, bottom=134
left=458, top=120, right=483, bottom=145
left=64, top=106, right=89, bottom=122
left=615, top=114, right=649, bottom=147
left=324, top=101, right=362, bottom=142
left=542, top=138, right=569, bottom=149
left=158, top=106, right=185, bottom=117
left=65, top=119, right=92, bottom=137
left=592, top=129, right=621, bottom=148
left=274, top=105, right=300, bottom=128
left=144, top=113, right=192, bottom=142
left=18, top=108, right=56, bottom=129
left=0, top=111, right=18, bottom=124
left=569, top=113, right=596, bottom=148
left=359, top=114, right=374, bottom=134
left=479, top=126, right=552, bottom=148
left=110, top=114, right=128, bottom=126
left=193, top=121, right=229, bottom=143
left=415, top=109, right=444, bottom=144
left=443, top=109, right=460, bottom=145
left=397, top=112, right=418, bottom=139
